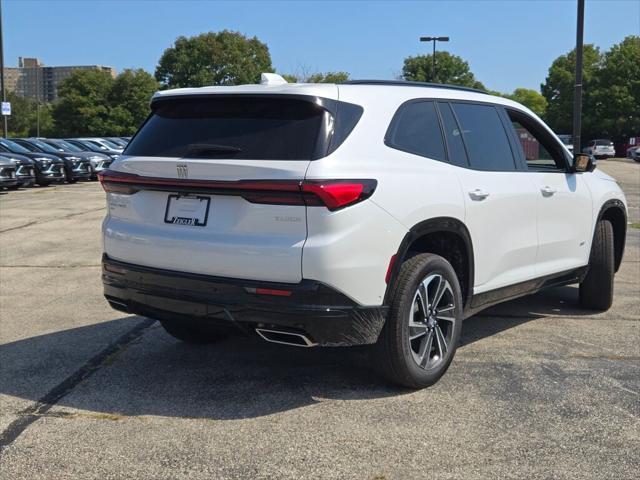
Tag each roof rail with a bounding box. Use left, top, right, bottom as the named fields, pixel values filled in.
left=340, top=79, right=487, bottom=94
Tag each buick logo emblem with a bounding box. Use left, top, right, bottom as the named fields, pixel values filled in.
left=176, top=164, right=188, bottom=179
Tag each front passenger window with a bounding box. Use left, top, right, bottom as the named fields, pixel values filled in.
left=507, top=111, right=567, bottom=172
left=512, top=122, right=556, bottom=168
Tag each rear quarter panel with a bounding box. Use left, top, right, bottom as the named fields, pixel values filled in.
left=302, top=86, right=465, bottom=306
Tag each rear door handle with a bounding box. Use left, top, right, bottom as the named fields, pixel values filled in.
left=468, top=189, right=490, bottom=201
left=540, top=186, right=557, bottom=197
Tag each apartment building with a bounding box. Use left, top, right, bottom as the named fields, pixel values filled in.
left=4, top=57, right=116, bottom=102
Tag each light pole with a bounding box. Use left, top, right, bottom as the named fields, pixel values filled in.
left=0, top=0, right=7, bottom=138
left=572, top=0, right=585, bottom=154
left=419, top=36, right=449, bottom=82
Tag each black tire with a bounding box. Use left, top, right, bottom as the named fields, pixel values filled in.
left=37, top=180, right=51, bottom=187
left=159, top=318, right=227, bottom=344
left=67, top=177, right=78, bottom=184
left=373, top=253, right=463, bottom=389
left=579, top=219, right=615, bottom=311
left=7, top=185, right=19, bottom=190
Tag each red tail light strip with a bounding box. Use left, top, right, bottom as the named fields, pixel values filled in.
left=98, top=170, right=376, bottom=211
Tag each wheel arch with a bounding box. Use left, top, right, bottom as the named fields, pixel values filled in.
left=597, top=199, right=627, bottom=272
left=384, top=217, right=474, bottom=309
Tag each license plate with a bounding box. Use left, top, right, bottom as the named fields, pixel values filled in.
left=164, top=195, right=210, bottom=227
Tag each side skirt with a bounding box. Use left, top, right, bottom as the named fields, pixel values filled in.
left=463, top=266, right=588, bottom=319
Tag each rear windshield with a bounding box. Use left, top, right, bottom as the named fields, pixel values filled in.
left=125, top=96, right=331, bottom=160
left=595, top=140, right=613, bottom=146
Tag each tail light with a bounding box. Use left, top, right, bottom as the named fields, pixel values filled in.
left=98, top=170, right=376, bottom=210
left=301, top=180, right=377, bottom=210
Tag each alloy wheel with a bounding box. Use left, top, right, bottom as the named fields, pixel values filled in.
left=408, top=273, right=456, bottom=370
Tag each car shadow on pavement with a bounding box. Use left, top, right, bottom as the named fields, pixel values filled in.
left=461, top=284, right=595, bottom=346
left=1, top=285, right=597, bottom=421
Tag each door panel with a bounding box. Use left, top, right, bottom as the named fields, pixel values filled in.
left=502, top=107, right=594, bottom=277
left=531, top=172, right=592, bottom=275
left=456, top=170, right=538, bottom=293
left=445, top=102, right=539, bottom=293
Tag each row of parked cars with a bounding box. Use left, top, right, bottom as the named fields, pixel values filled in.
left=0, top=137, right=130, bottom=190
left=556, top=135, right=640, bottom=161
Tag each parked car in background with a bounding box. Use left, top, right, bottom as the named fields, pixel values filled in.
left=626, top=145, right=640, bottom=162
left=100, top=77, right=627, bottom=389
left=557, top=134, right=574, bottom=153
left=65, top=138, right=122, bottom=161
left=104, top=137, right=129, bottom=149
left=583, top=139, right=616, bottom=159
left=0, top=139, right=65, bottom=186
left=120, top=137, right=132, bottom=143
left=73, top=137, right=124, bottom=153
left=0, top=153, right=36, bottom=188
left=0, top=156, right=18, bottom=190
left=41, top=138, right=112, bottom=179
left=12, top=138, right=93, bottom=183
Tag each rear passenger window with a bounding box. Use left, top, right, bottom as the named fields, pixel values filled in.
left=386, top=101, right=446, bottom=161
left=437, top=102, right=468, bottom=167
left=451, top=103, right=516, bottom=171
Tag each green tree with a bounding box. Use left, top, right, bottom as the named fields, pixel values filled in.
left=402, top=52, right=485, bottom=89
left=306, top=71, right=350, bottom=83
left=108, top=69, right=159, bottom=135
left=155, top=30, right=273, bottom=88
left=541, top=44, right=602, bottom=138
left=280, top=73, right=299, bottom=83
left=281, top=71, right=350, bottom=83
left=592, top=36, right=640, bottom=144
left=506, top=88, right=548, bottom=118
left=1, top=91, right=54, bottom=137
left=52, top=69, right=114, bottom=136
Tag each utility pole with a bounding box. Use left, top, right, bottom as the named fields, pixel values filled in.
left=572, top=0, right=585, bottom=154
left=419, top=36, right=449, bottom=83
left=0, top=0, right=7, bottom=138
left=36, top=66, right=40, bottom=137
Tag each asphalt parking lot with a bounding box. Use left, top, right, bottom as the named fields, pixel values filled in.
left=0, top=160, right=638, bottom=479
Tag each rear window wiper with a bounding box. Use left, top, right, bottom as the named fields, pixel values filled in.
left=185, top=143, right=242, bottom=157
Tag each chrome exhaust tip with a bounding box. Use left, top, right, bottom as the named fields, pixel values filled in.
left=255, top=328, right=317, bottom=348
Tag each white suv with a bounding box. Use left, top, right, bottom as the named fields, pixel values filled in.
left=99, top=75, right=627, bottom=388
left=583, top=139, right=616, bottom=159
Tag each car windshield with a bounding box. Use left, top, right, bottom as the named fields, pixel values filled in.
left=69, top=140, right=94, bottom=150
left=595, top=140, right=613, bottom=146
left=55, top=140, right=84, bottom=152
left=0, top=139, right=31, bottom=154
left=87, top=140, right=109, bottom=150
left=558, top=135, right=572, bottom=145
left=30, top=139, right=61, bottom=154
left=101, top=139, right=123, bottom=149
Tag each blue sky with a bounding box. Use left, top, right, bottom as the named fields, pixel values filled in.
left=3, top=0, right=639, bottom=93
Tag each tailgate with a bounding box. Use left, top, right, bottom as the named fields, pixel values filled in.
left=102, top=93, right=336, bottom=283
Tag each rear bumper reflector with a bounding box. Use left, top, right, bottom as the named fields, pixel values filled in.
left=98, top=169, right=376, bottom=211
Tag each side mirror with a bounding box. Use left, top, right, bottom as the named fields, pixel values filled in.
left=573, top=153, right=596, bottom=173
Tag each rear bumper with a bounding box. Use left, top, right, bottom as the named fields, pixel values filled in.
left=102, top=255, right=387, bottom=346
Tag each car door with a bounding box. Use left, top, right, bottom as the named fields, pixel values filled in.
left=439, top=101, right=538, bottom=294
left=504, top=108, right=593, bottom=276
